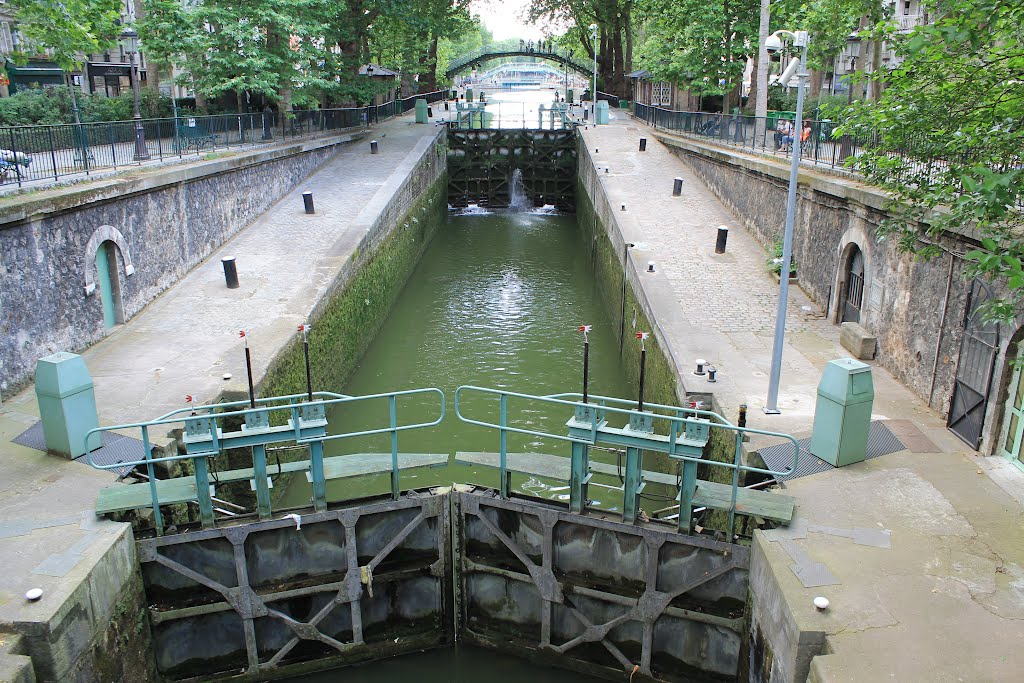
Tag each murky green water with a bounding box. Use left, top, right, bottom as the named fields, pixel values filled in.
left=278, top=208, right=666, bottom=510
left=282, top=644, right=603, bottom=682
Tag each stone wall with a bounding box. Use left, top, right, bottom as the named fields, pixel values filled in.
left=654, top=134, right=993, bottom=442
left=0, top=133, right=364, bottom=400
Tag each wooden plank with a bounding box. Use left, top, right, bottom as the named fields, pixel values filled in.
left=690, top=481, right=795, bottom=524
left=317, top=453, right=449, bottom=481
left=96, top=478, right=198, bottom=514
left=95, top=453, right=448, bottom=514
left=454, top=452, right=678, bottom=486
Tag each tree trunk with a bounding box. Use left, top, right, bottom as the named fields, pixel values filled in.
left=195, top=91, right=208, bottom=114
left=747, top=56, right=758, bottom=113
left=808, top=69, right=825, bottom=100
left=624, top=2, right=633, bottom=75
left=419, top=35, right=439, bottom=91
left=754, top=0, right=770, bottom=140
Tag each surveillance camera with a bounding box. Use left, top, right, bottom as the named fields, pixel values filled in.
left=765, top=34, right=784, bottom=53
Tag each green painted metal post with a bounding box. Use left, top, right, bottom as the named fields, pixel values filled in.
left=309, top=440, right=327, bottom=511
left=251, top=444, right=272, bottom=519
left=569, top=441, right=590, bottom=514
left=193, top=455, right=215, bottom=528
left=623, top=446, right=642, bottom=524
left=678, top=459, right=698, bottom=535
left=390, top=395, right=400, bottom=500
left=499, top=394, right=509, bottom=499
left=728, top=432, right=743, bottom=538
left=140, top=425, right=164, bottom=536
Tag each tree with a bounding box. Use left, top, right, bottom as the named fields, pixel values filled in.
left=7, top=0, right=123, bottom=72
left=529, top=0, right=635, bottom=97
left=635, top=0, right=759, bottom=111
left=838, top=0, right=1024, bottom=319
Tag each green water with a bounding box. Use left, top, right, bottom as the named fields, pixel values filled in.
left=278, top=208, right=660, bottom=510
left=282, top=644, right=603, bottom=682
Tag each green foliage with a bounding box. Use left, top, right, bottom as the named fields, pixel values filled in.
left=7, top=0, right=123, bottom=71
left=636, top=0, right=759, bottom=98
left=766, top=238, right=798, bottom=276
left=0, top=86, right=174, bottom=125
left=838, top=0, right=1024, bottom=319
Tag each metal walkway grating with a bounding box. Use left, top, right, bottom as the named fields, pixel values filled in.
left=12, top=421, right=142, bottom=476
left=757, top=421, right=906, bottom=481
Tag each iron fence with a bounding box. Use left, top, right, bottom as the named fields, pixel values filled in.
left=633, top=102, right=865, bottom=172
left=0, top=92, right=447, bottom=189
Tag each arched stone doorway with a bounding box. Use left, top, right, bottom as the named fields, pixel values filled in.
left=996, top=327, right=1024, bottom=470
left=83, top=225, right=134, bottom=329
left=94, top=240, right=124, bottom=328
left=840, top=245, right=865, bottom=323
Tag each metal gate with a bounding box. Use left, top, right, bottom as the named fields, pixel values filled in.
left=842, top=247, right=864, bottom=323
left=452, top=491, right=748, bottom=681
left=948, top=278, right=1000, bottom=449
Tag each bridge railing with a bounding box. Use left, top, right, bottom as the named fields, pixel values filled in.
left=0, top=102, right=421, bottom=190
left=454, top=386, right=799, bottom=537
left=83, top=388, right=445, bottom=535
left=445, top=43, right=592, bottom=78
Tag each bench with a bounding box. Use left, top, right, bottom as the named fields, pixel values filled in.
left=178, top=125, right=220, bottom=154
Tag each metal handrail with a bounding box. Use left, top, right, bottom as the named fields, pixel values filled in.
left=83, top=387, right=446, bottom=535
left=454, top=385, right=800, bottom=536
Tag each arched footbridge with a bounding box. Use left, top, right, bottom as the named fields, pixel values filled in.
left=445, top=43, right=593, bottom=80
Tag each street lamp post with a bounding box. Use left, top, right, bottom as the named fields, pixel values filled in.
left=764, top=28, right=809, bottom=414
left=589, top=23, right=598, bottom=118
left=123, top=29, right=150, bottom=161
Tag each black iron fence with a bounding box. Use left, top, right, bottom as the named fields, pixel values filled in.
left=0, top=91, right=446, bottom=188
left=633, top=102, right=865, bottom=173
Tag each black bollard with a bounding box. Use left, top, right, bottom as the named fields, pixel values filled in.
left=639, top=138, right=647, bottom=152
left=370, top=140, right=379, bottom=154
left=738, top=404, right=748, bottom=429
left=221, top=257, right=239, bottom=289
left=583, top=109, right=589, bottom=120
left=672, top=177, right=683, bottom=196
left=302, top=191, right=315, bottom=214
left=707, top=366, right=717, bottom=383
left=715, top=226, right=729, bottom=254
left=444, top=102, right=449, bottom=111
left=427, top=106, right=433, bottom=118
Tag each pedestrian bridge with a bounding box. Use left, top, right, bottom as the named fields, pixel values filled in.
left=445, top=43, right=593, bottom=79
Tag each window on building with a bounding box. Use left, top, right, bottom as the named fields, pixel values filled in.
left=653, top=81, right=672, bottom=107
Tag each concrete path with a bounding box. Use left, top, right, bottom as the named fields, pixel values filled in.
left=580, top=114, right=963, bottom=451
left=0, top=113, right=438, bottom=644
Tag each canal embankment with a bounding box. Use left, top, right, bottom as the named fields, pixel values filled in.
left=0, top=114, right=445, bottom=683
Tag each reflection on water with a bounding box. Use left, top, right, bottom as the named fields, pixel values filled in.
left=278, top=209, right=677, bottom=509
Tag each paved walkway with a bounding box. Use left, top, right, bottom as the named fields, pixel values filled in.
left=0, top=113, right=438, bottom=641
left=580, top=114, right=961, bottom=448
left=584, top=112, right=1024, bottom=681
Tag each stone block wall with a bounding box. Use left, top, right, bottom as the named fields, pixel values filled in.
left=656, top=135, right=978, bottom=422
left=0, top=134, right=362, bottom=399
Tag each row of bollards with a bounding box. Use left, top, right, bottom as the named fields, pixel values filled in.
left=221, top=132, right=390, bottom=290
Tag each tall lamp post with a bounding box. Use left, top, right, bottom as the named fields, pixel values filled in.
left=589, top=23, right=598, bottom=117
left=122, top=29, right=150, bottom=161
left=764, top=28, right=809, bottom=414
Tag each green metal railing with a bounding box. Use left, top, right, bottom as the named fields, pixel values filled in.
left=455, top=386, right=800, bottom=536
left=84, top=388, right=445, bottom=535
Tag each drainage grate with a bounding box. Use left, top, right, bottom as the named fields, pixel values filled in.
left=757, top=421, right=906, bottom=481
left=13, top=421, right=142, bottom=476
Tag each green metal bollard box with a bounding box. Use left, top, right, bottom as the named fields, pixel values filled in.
left=34, top=351, right=101, bottom=458
left=809, top=358, right=874, bottom=467
left=415, top=98, right=428, bottom=123
left=595, top=100, right=610, bottom=125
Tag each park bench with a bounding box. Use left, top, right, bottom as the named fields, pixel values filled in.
left=177, top=122, right=220, bottom=154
